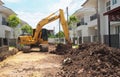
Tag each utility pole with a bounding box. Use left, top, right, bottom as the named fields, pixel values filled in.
left=66, top=7, right=69, bottom=23
left=96, top=0, right=101, bottom=43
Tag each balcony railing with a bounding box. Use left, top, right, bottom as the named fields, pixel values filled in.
left=77, top=22, right=87, bottom=27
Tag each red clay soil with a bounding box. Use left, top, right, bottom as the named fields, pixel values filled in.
left=53, top=43, right=120, bottom=77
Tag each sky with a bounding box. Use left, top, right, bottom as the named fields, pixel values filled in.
left=2, top=0, right=86, bottom=33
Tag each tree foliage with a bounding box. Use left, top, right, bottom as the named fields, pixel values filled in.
left=68, top=15, right=79, bottom=26
left=55, top=31, right=64, bottom=38
left=7, top=14, right=20, bottom=28
left=48, top=34, right=56, bottom=38
left=21, top=24, right=33, bottom=34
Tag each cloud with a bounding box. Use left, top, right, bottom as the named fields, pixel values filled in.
left=2, top=0, right=21, bottom=3
left=15, top=11, right=59, bottom=33
left=48, top=0, right=72, bottom=13
left=48, top=0, right=86, bottom=15
left=15, top=0, right=86, bottom=33
left=16, top=11, right=46, bottom=28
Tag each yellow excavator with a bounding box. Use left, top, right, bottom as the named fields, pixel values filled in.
left=17, top=9, right=70, bottom=52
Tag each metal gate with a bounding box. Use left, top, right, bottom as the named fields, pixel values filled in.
left=104, top=34, right=119, bottom=48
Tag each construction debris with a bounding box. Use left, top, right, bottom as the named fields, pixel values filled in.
left=62, top=57, right=72, bottom=65
left=55, top=43, right=120, bottom=77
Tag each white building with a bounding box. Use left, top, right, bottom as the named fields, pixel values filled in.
left=0, top=0, right=28, bottom=46
left=73, top=0, right=120, bottom=47
left=73, top=0, right=98, bottom=44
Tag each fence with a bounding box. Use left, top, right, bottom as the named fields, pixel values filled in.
left=76, top=35, right=98, bottom=44
left=9, top=39, right=17, bottom=47
left=104, top=34, right=120, bottom=48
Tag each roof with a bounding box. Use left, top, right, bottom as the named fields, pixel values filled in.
left=0, top=0, right=4, bottom=5
left=0, top=6, right=16, bottom=16
left=103, top=6, right=120, bottom=15
left=82, top=0, right=88, bottom=6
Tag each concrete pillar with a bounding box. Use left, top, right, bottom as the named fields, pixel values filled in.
left=64, top=38, right=66, bottom=44
left=82, top=36, right=84, bottom=43
left=77, top=37, right=79, bottom=45
left=119, top=33, right=120, bottom=48
left=1, top=38, right=3, bottom=46
left=0, top=38, right=2, bottom=46
left=90, top=35, right=93, bottom=42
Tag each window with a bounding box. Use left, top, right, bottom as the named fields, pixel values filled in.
left=115, top=26, right=120, bottom=34
left=106, top=1, right=111, bottom=11
left=2, top=17, right=8, bottom=25
left=112, top=0, right=117, bottom=5
left=77, top=22, right=81, bottom=27
left=106, top=1, right=111, bottom=7
left=90, top=13, right=97, bottom=21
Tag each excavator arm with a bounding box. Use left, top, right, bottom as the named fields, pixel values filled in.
left=33, top=9, right=70, bottom=44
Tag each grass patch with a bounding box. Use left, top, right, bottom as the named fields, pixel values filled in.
left=72, top=45, right=79, bottom=48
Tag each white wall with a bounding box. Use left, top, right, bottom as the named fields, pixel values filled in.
left=88, top=27, right=97, bottom=36
left=111, top=0, right=120, bottom=9
left=76, top=26, right=89, bottom=37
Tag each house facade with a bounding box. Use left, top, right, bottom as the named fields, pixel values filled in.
left=73, top=0, right=120, bottom=47
left=0, top=0, right=29, bottom=46
left=0, top=1, right=16, bottom=46
left=73, top=0, right=98, bottom=44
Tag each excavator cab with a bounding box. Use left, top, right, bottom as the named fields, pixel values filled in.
left=33, top=28, right=48, bottom=42
left=41, top=29, right=48, bottom=41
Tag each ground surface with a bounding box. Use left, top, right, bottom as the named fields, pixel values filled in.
left=0, top=43, right=120, bottom=77
left=0, top=48, right=63, bottom=77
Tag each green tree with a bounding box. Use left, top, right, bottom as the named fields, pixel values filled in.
left=68, top=15, right=79, bottom=38
left=21, top=24, right=33, bottom=34
left=68, top=15, right=78, bottom=28
left=55, top=31, right=64, bottom=38
left=48, top=34, right=56, bottom=38
left=8, top=14, right=20, bottom=28
left=7, top=14, right=20, bottom=38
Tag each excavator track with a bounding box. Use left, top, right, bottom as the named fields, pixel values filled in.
left=21, top=45, right=31, bottom=53
left=40, top=44, right=48, bottom=52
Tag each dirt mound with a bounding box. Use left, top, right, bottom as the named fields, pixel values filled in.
left=49, top=43, right=72, bottom=55
left=0, top=48, right=19, bottom=61
left=56, top=43, right=120, bottom=77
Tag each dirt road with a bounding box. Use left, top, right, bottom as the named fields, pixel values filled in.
left=0, top=50, right=63, bottom=77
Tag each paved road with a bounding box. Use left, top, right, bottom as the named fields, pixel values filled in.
left=0, top=51, right=63, bottom=77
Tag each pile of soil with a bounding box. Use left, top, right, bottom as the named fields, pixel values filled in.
left=49, top=43, right=72, bottom=55
left=55, top=43, right=120, bottom=77
left=0, top=48, right=19, bottom=61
